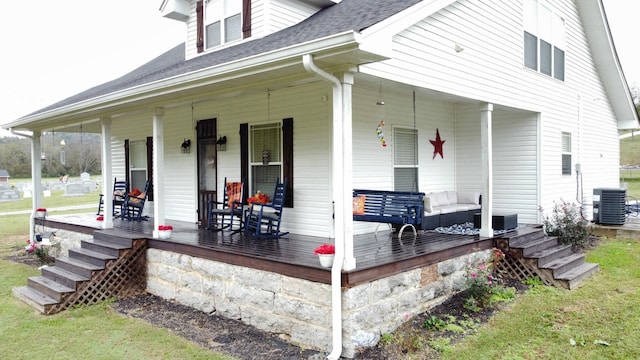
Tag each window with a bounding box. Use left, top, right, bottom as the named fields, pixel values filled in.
left=523, top=0, right=565, bottom=81
left=249, top=123, right=282, bottom=199
left=129, top=140, right=149, bottom=190
left=205, top=0, right=242, bottom=49
left=394, top=127, right=418, bottom=191
left=124, top=137, right=153, bottom=201
left=561, top=132, right=572, bottom=175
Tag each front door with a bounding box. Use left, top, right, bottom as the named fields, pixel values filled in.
left=197, top=119, right=217, bottom=227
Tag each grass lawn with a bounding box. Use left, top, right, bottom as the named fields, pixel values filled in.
left=620, top=168, right=640, bottom=200
left=0, top=240, right=233, bottom=360
left=0, top=188, right=97, bottom=213
left=441, top=237, right=640, bottom=360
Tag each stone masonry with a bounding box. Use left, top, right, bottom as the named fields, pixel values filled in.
left=146, top=248, right=491, bottom=358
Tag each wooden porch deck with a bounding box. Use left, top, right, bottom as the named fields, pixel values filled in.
left=39, top=214, right=514, bottom=287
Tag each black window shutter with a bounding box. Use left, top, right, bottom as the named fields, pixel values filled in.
left=124, top=139, right=130, bottom=192
left=242, top=0, right=251, bottom=38
left=196, top=0, right=204, bottom=53
left=282, top=118, right=293, bottom=208
left=146, top=136, right=154, bottom=201
left=240, top=123, right=249, bottom=202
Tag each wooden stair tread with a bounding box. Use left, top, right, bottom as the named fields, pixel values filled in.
left=510, top=236, right=554, bottom=249
left=527, top=244, right=572, bottom=259
left=539, top=253, right=585, bottom=270
left=12, top=286, right=58, bottom=307
left=555, top=262, right=600, bottom=280
left=84, top=238, right=131, bottom=250
left=71, top=247, right=118, bottom=260
left=56, top=256, right=104, bottom=270
left=29, top=276, right=75, bottom=293
left=43, top=266, right=90, bottom=282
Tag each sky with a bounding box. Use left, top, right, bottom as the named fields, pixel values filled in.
left=0, top=0, right=638, bottom=138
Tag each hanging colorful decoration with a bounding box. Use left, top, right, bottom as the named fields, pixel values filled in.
left=376, top=121, right=387, bottom=147
left=430, top=128, right=445, bottom=159
left=375, top=82, right=387, bottom=147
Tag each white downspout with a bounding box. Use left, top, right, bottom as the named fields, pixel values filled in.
left=10, top=128, right=42, bottom=244
left=302, top=53, right=344, bottom=360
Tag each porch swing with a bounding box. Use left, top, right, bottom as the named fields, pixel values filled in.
left=351, top=85, right=425, bottom=239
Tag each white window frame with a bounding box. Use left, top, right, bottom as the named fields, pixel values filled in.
left=561, top=131, right=572, bottom=175
left=129, top=139, right=148, bottom=190
left=523, top=0, right=565, bottom=81
left=393, top=127, right=419, bottom=192
left=205, top=0, right=242, bottom=49
left=249, top=122, right=282, bottom=198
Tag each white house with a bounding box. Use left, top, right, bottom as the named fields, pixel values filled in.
left=4, top=0, right=637, bottom=357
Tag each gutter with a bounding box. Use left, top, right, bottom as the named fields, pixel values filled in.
left=302, top=54, right=343, bottom=360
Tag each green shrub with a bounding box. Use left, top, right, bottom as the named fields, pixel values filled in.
left=463, top=247, right=514, bottom=312
left=539, top=200, right=590, bottom=250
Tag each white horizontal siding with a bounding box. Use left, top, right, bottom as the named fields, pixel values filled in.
left=269, top=0, right=321, bottom=33
left=185, top=0, right=322, bottom=60
left=179, top=82, right=333, bottom=236
left=360, top=0, right=620, bottom=222
left=162, top=106, right=199, bottom=223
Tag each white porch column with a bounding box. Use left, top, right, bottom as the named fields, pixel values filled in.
left=100, top=117, right=114, bottom=228
left=338, top=71, right=356, bottom=270
left=30, top=131, right=42, bottom=243
left=152, top=107, right=165, bottom=238
left=479, top=103, right=494, bottom=237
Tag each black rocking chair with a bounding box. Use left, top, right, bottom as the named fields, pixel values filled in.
left=244, top=178, right=288, bottom=239
left=121, top=179, right=150, bottom=221
left=97, top=178, right=128, bottom=216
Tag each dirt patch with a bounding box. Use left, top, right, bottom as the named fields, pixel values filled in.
left=2, top=238, right=55, bottom=267
left=112, top=293, right=324, bottom=360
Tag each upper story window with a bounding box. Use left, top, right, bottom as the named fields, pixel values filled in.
left=205, top=0, right=242, bottom=49
left=523, top=0, right=565, bottom=81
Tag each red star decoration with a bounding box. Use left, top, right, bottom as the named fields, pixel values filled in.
left=430, top=128, right=445, bottom=159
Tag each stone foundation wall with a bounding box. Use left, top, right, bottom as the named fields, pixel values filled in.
left=38, top=227, right=88, bottom=258
left=146, top=248, right=491, bottom=358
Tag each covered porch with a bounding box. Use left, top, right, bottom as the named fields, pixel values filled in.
left=38, top=212, right=501, bottom=287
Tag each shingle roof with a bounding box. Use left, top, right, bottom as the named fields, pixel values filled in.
left=27, top=0, right=420, bottom=117
left=0, top=169, right=10, bottom=177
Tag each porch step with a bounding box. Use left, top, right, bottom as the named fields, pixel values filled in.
left=12, top=286, right=57, bottom=313
left=555, top=262, right=600, bottom=290
left=93, top=231, right=134, bottom=248
left=42, top=265, right=90, bottom=290
left=500, top=228, right=599, bottom=290
left=539, top=253, right=586, bottom=277
left=27, top=276, right=75, bottom=302
left=529, top=245, right=573, bottom=266
left=514, top=236, right=558, bottom=257
left=69, top=248, right=118, bottom=267
left=55, top=255, right=104, bottom=279
left=82, top=238, right=130, bottom=257
left=14, top=231, right=147, bottom=314
left=502, top=227, right=545, bottom=247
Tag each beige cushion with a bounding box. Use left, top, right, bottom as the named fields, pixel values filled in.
left=457, top=191, right=480, bottom=205
left=430, top=191, right=450, bottom=207
left=424, top=197, right=433, bottom=213
left=446, top=191, right=457, bottom=204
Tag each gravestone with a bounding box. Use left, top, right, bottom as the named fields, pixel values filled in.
left=0, top=182, right=20, bottom=200
left=64, top=183, right=83, bottom=197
